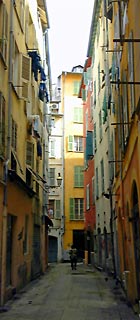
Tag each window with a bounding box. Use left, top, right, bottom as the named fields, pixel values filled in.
left=128, top=31, right=135, bottom=116
left=51, top=118, right=55, bottom=128
left=86, top=131, right=93, bottom=160
left=73, top=107, right=83, bottom=123
left=99, top=111, right=102, bottom=141
left=102, top=94, right=107, bottom=124
left=14, top=0, right=25, bottom=31
left=11, top=118, right=17, bottom=151
left=92, top=177, right=95, bottom=205
left=98, top=63, right=101, bottom=93
left=93, top=123, right=97, bottom=152
left=48, top=200, right=54, bottom=218
left=12, top=39, right=31, bottom=100
left=90, top=94, right=93, bottom=119
left=26, top=141, right=34, bottom=167
left=68, top=136, right=83, bottom=152
left=73, top=81, right=80, bottom=95
left=49, top=168, right=55, bottom=186
left=86, top=184, right=90, bottom=210
left=93, top=80, right=96, bottom=107
left=82, top=88, right=86, bottom=102
left=69, top=198, right=84, bottom=220
left=0, top=92, right=5, bottom=156
left=49, top=139, right=55, bottom=157
left=109, top=133, right=114, bottom=181
left=0, top=3, right=8, bottom=63
left=55, top=200, right=61, bottom=219
left=74, top=166, right=84, bottom=187
left=74, top=136, right=83, bottom=152
left=122, top=71, right=129, bottom=145
left=104, top=0, right=113, bottom=21
left=23, top=215, right=29, bottom=254
left=95, top=167, right=99, bottom=199
left=100, top=159, right=104, bottom=194
left=97, top=20, right=100, bottom=43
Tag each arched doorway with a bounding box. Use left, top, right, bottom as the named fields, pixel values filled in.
left=131, top=181, right=140, bottom=299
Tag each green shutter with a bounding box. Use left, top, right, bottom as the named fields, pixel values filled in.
left=74, top=166, right=84, bottom=187
left=68, top=135, right=73, bottom=151
left=84, top=72, right=88, bottom=86
left=94, top=123, right=97, bottom=151
left=70, top=198, right=74, bottom=220
left=94, top=80, right=96, bottom=105
left=55, top=200, right=61, bottom=219
left=82, top=88, right=86, bottom=102
left=102, top=94, right=107, bottom=124
left=73, top=81, right=80, bottom=95
left=111, top=53, right=116, bottom=81
left=74, top=107, right=83, bottom=123
left=86, top=131, right=93, bottom=160
left=87, top=67, right=92, bottom=82
left=79, top=108, right=83, bottom=122
left=98, top=63, right=100, bottom=92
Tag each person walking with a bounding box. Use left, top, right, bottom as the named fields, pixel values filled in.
left=69, top=244, right=77, bottom=270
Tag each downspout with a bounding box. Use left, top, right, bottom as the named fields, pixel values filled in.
left=41, top=30, right=50, bottom=271
left=61, top=72, right=66, bottom=259
left=1, top=0, right=14, bottom=306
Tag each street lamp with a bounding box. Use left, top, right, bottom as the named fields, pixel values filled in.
left=57, top=172, right=62, bottom=187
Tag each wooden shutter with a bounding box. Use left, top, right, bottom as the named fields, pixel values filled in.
left=68, top=135, right=73, bottom=151
left=70, top=198, right=74, bottom=220
left=55, top=200, right=61, bottom=219
left=0, top=4, right=8, bottom=62
left=21, top=54, right=31, bottom=101
left=74, top=166, right=83, bottom=187
left=0, top=93, right=5, bottom=156
left=26, top=141, right=34, bottom=167
left=94, top=80, right=96, bottom=106
left=128, top=31, right=135, bottom=116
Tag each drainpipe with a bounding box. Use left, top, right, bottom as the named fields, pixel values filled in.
left=1, top=0, right=13, bottom=306
left=41, top=30, right=50, bottom=272
left=61, top=72, right=66, bottom=260
left=102, top=2, right=117, bottom=277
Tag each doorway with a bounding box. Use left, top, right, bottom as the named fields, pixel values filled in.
left=132, top=181, right=140, bottom=299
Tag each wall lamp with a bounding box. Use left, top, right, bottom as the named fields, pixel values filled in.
left=57, top=173, right=62, bottom=187
left=103, top=192, right=119, bottom=199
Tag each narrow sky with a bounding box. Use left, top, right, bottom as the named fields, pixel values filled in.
left=47, top=0, right=94, bottom=83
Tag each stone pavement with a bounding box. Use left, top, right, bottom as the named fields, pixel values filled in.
left=0, top=262, right=139, bottom=320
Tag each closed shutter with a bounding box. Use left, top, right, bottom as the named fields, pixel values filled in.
left=70, top=198, right=74, bottom=220
left=21, top=54, right=31, bottom=100
left=74, top=166, right=83, bottom=187
left=0, top=93, right=5, bottom=156
left=0, top=3, right=8, bottom=62
left=128, top=31, right=135, bottom=116
left=68, top=135, right=73, bottom=151
left=55, top=200, right=61, bottom=219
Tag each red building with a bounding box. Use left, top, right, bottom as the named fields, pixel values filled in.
left=79, top=57, right=96, bottom=265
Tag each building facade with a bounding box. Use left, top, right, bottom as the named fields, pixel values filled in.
left=59, top=67, right=85, bottom=261
left=110, top=0, right=140, bottom=306
left=48, top=85, right=64, bottom=262
left=79, top=57, right=96, bottom=265
left=0, top=0, right=51, bottom=305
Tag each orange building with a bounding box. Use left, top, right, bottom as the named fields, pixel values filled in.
left=110, top=0, right=140, bottom=307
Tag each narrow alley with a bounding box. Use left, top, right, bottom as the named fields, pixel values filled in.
left=0, top=263, right=138, bottom=320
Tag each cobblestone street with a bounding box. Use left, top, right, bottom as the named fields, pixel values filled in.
left=0, top=263, right=139, bottom=320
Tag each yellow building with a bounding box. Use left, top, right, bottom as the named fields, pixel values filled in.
left=59, top=67, right=85, bottom=261
left=108, top=0, right=140, bottom=308
left=0, top=0, right=51, bottom=305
